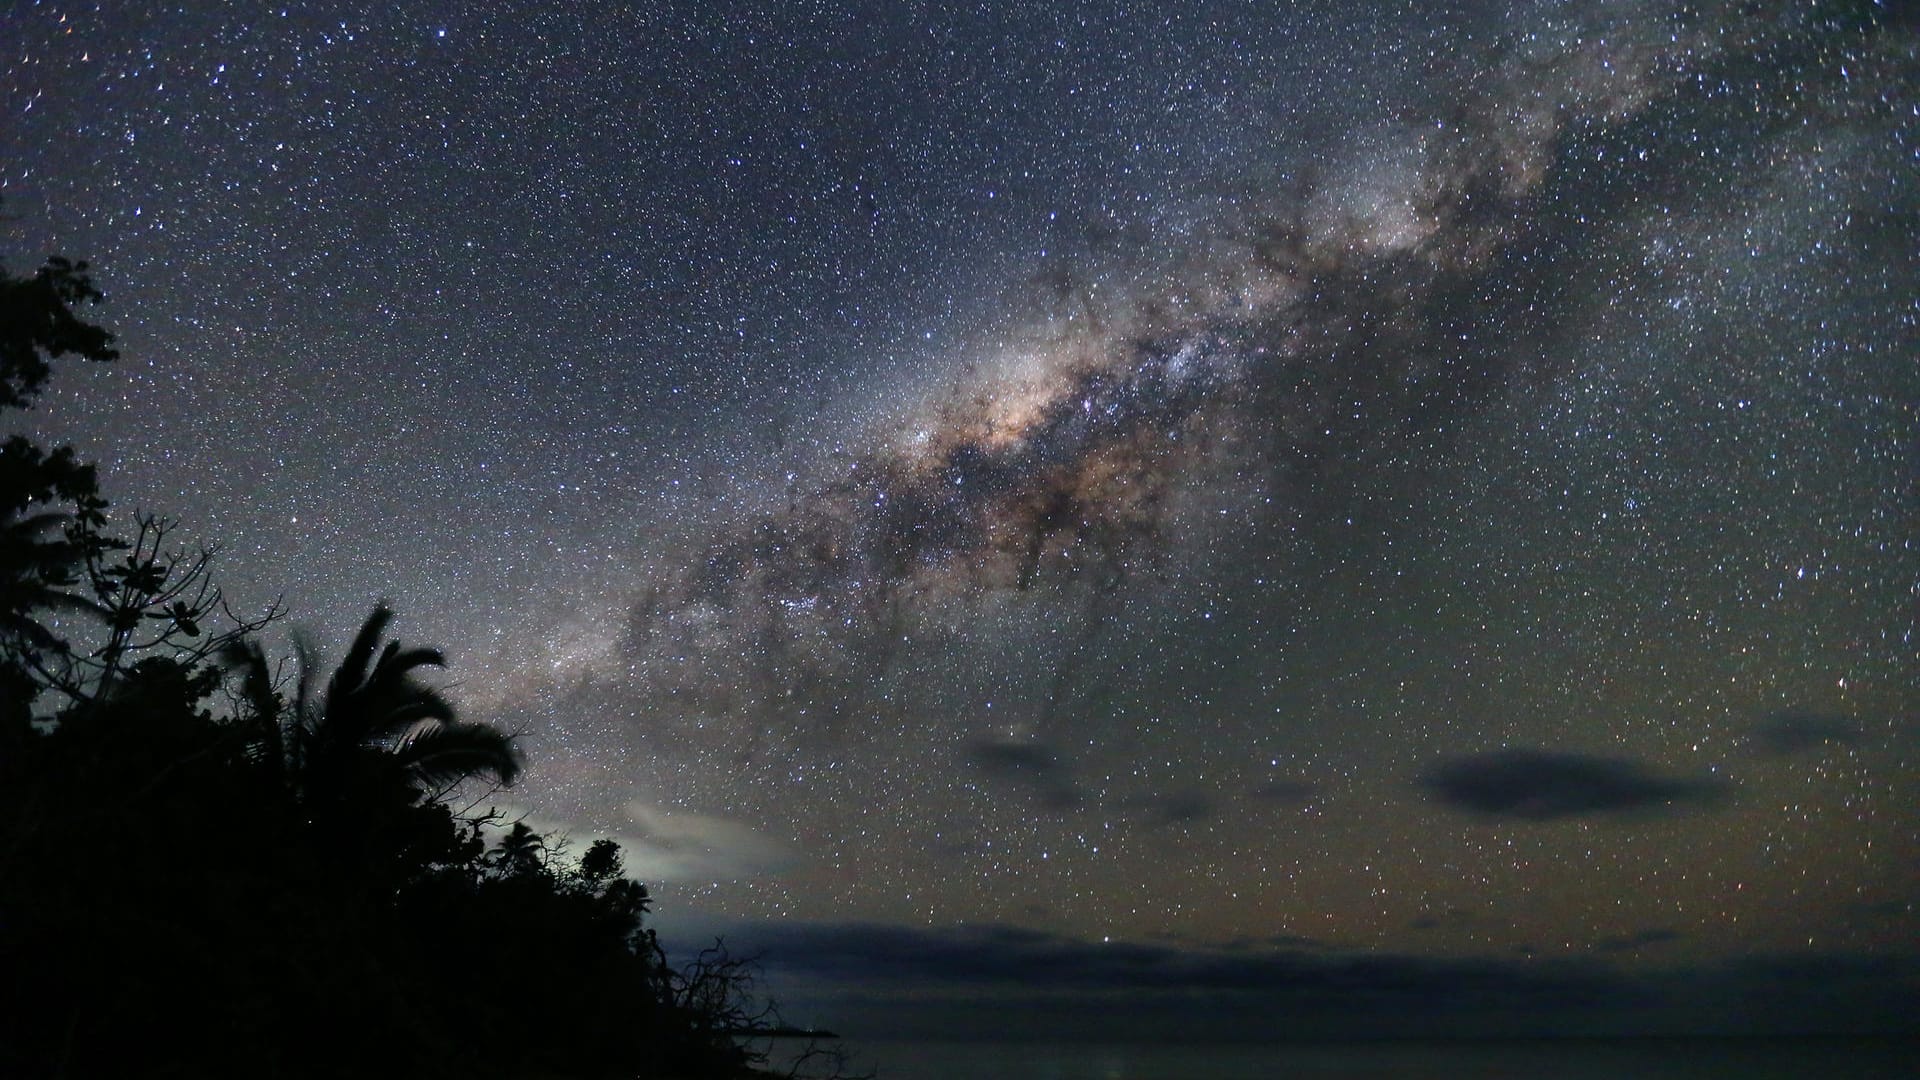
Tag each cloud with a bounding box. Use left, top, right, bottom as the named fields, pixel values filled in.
left=1595, top=928, right=1683, bottom=954
left=605, top=801, right=801, bottom=883
left=1249, top=778, right=1316, bottom=804
left=715, top=921, right=1919, bottom=1041
left=1409, top=908, right=1481, bottom=932
left=479, top=801, right=801, bottom=885
left=1750, top=710, right=1861, bottom=756
left=1119, top=786, right=1217, bottom=826
left=965, top=739, right=1082, bottom=809
left=965, top=746, right=1222, bottom=821
left=1420, top=749, right=1724, bottom=820
left=745, top=921, right=1626, bottom=1004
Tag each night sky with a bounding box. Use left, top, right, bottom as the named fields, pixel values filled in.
left=5, top=0, right=1916, bottom=1043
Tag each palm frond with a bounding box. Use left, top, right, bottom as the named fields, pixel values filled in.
left=218, top=638, right=286, bottom=774
left=329, top=603, right=394, bottom=700
left=0, top=610, right=71, bottom=650
left=287, top=632, right=320, bottom=777
left=392, top=720, right=522, bottom=790
left=0, top=584, right=107, bottom=619
left=374, top=690, right=457, bottom=732
left=273, top=606, right=523, bottom=805
left=0, top=509, right=73, bottom=541
left=374, top=645, right=446, bottom=677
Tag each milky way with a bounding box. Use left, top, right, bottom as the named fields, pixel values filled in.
left=587, top=7, right=1684, bottom=692
left=6, top=0, right=1915, bottom=999
left=526, top=0, right=1912, bottom=844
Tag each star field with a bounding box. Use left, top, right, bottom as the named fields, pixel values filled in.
left=4, top=0, right=1915, bottom=1025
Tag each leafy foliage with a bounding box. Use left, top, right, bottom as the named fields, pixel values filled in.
left=0, top=254, right=116, bottom=409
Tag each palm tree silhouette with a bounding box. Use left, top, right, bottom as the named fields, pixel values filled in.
left=224, top=604, right=520, bottom=806
left=0, top=506, right=97, bottom=654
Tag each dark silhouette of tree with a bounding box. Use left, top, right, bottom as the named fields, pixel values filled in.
left=490, top=817, right=548, bottom=875
left=0, top=253, right=116, bottom=409
left=0, top=251, right=275, bottom=717
left=0, top=240, right=862, bottom=1079
left=223, top=604, right=521, bottom=806
left=0, top=493, right=100, bottom=713
left=0, top=253, right=114, bottom=722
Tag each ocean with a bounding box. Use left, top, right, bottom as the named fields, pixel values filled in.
left=817, top=1036, right=1916, bottom=1079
